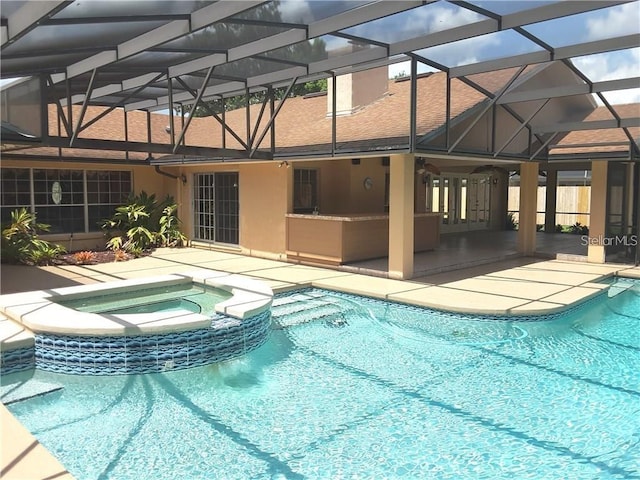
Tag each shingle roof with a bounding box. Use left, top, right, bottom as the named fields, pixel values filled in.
left=2, top=67, right=637, bottom=161
left=550, top=104, right=640, bottom=155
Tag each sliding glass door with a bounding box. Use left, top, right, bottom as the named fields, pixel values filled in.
left=194, top=172, right=239, bottom=245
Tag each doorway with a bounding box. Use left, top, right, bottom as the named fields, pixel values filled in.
left=193, top=172, right=239, bottom=245
left=428, top=173, right=491, bottom=233
left=606, top=162, right=639, bottom=264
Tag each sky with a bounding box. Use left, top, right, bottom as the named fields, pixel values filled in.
left=385, top=1, right=640, bottom=105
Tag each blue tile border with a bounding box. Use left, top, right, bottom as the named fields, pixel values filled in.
left=33, top=310, right=271, bottom=376
left=1, top=347, right=35, bottom=375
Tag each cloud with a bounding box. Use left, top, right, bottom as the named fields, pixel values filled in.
left=345, top=3, right=482, bottom=45
left=405, top=4, right=482, bottom=36
left=388, top=60, right=437, bottom=79
left=573, top=48, right=640, bottom=104
left=584, top=2, right=640, bottom=41
left=415, top=32, right=502, bottom=68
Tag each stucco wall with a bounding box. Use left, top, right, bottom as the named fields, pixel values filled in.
left=239, top=162, right=288, bottom=255
left=310, top=157, right=388, bottom=215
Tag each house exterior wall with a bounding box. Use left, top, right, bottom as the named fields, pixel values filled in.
left=0, top=160, right=172, bottom=252
left=178, top=162, right=289, bottom=260
left=295, top=157, right=388, bottom=215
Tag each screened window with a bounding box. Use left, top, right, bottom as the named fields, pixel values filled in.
left=1, top=168, right=31, bottom=223
left=293, top=169, right=318, bottom=214
left=0, top=168, right=132, bottom=233
left=87, top=170, right=132, bottom=231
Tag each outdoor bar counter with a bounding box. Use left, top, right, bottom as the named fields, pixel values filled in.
left=286, top=213, right=440, bottom=265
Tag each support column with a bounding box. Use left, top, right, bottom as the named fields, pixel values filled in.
left=517, top=162, right=538, bottom=255
left=544, top=168, right=557, bottom=234
left=389, top=153, right=414, bottom=279
left=588, top=161, right=608, bottom=263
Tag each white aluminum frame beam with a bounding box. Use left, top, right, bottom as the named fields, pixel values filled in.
left=55, top=0, right=266, bottom=83
left=498, top=77, right=640, bottom=104
left=533, top=118, right=640, bottom=134
left=1, top=0, right=72, bottom=48
left=499, top=1, right=631, bottom=29
left=308, top=0, right=426, bottom=38
left=391, top=1, right=629, bottom=58
left=64, top=1, right=421, bottom=106
left=451, top=34, right=640, bottom=77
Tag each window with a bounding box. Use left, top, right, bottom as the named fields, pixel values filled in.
left=33, top=169, right=84, bottom=233
left=1, top=168, right=31, bottom=223
left=0, top=168, right=132, bottom=233
left=87, top=170, right=131, bottom=231
left=293, top=169, right=318, bottom=213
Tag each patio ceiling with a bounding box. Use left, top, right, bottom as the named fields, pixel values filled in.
left=1, top=0, right=639, bottom=162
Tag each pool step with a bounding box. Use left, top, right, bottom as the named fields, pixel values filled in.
left=272, top=295, right=355, bottom=329
left=1, top=379, right=63, bottom=405
left=608, top=279, right=637, bottom=297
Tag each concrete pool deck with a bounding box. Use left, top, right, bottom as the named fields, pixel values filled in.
left=1, top=247, right=639, bottom=479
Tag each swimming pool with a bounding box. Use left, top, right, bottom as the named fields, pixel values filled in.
left=4, top=279, right=640, bottom=479
left=55, top=283, right=232, bottom=315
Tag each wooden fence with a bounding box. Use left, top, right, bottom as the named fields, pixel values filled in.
left=508, top=186, right=591, bottom=226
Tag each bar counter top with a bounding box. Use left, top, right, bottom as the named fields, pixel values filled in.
left=286, top=212, right=440, bottom=221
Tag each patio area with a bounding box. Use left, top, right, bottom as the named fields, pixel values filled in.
left=344, top=230, right=590, bottom=277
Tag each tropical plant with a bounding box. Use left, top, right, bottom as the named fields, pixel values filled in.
left=101, top=192, right=185, bottom=255
left=26, top=241, right=66, bottom=266
left=113, top=249, right=129, bottom=262
left=505, top=212, right=518, bottom=231
left=1, top=208, right=66, bottom=265
left=73, top=250, right=96, bottom=265
left=102, top=203, right=154, bottom=256
left=158, top=204, right=187, bottom=247
left=568, top=222, right=589, bottom=235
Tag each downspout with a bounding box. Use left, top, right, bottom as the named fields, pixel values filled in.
left=154, top=165, right=186, bottom=184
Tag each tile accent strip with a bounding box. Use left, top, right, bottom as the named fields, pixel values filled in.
left=1, top=347, right=35, bottom=375
left=33, top=310, right=271, bottom=375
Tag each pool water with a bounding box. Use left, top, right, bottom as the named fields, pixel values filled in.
left=56, top=283, right=232, bottom=315
left=5, top=280, right=640, bottom=479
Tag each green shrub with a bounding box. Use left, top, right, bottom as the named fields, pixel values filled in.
left=1, top=208, right=66, bottom=265
left=505, top=212, right=518, bottom=231
left=158, top=204, right=187, bottom=247
left=568, top=222, right=589, bottom=235
left=101, top=192, right=186, bottom=255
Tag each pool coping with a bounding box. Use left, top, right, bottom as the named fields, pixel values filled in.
left=0, top=270, right=273, bottom=336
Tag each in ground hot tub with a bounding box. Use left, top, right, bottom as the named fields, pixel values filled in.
left=0, top=271, right=273, bottom=375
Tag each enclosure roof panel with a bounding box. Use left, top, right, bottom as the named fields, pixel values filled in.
left=1, top=1, right=637, bottom=111
left=1, top=0, right=638, bottom=161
